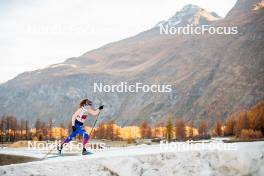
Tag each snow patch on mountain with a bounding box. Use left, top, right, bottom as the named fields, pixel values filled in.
left=156, top=4, right=221, bottom=28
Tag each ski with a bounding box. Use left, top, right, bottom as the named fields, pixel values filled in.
left=43, top=151, right=94, bottom=159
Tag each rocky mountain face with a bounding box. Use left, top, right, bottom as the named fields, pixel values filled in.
left=0, top=1, right=264, bottom=126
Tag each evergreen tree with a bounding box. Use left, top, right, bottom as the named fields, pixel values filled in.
left=165, top=117, right=173, bottom=142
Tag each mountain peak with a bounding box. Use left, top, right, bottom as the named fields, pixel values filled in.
left=157, top=4, right=221, bottom=27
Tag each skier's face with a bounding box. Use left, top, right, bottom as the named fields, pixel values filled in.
left=86, top=100, right=92, bottom=106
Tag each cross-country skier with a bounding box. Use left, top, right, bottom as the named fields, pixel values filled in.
left=58, top=99, right=103, bottom=155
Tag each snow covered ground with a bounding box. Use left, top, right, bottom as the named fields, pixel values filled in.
left=0, top=139, right=264, bottom=176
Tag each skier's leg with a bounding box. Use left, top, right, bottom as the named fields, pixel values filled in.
left=59, top=130, right=77, bottom=152
left=63, top=130, right=78, bottom=144
left=83, top=133, right=89, bottom=146
left=57, top=130, right=77, bottom=155
left=78, top=128, right=89, bottom=146
left=78, top=128, right=90, bottom=154
left=58, top=130, right=78, bottom=151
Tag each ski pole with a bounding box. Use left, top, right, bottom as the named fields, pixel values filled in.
left=89, top=110, right=101, bottom=138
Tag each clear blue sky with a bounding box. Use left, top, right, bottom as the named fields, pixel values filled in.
left=0, top=0, right=237, bottom=83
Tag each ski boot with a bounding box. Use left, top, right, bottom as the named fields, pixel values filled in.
left=57, top=144, right=63, bottom=155
left=82, top=148, right=93, bottom=155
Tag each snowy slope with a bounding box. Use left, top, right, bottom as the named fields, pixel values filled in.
left=0, top=140, right=264, bottom=176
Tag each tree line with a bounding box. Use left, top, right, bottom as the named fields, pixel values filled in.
left=94, top=120, right=121, bottom=140
left=211, top=101, right=264, bottom=139
left=0, top=101, right=263, bottom=142
left=163, top=101, right=264, bottom=141
left=161, top=117, right=210, bottom=142
left=0, top=116, right=67, bottom=142
left=0, top=115, right=32, bottom=142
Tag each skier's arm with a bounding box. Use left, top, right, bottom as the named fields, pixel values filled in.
left=72, top=108, right=81, bottom=126
left=87, top=106, right=100, bottom=117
